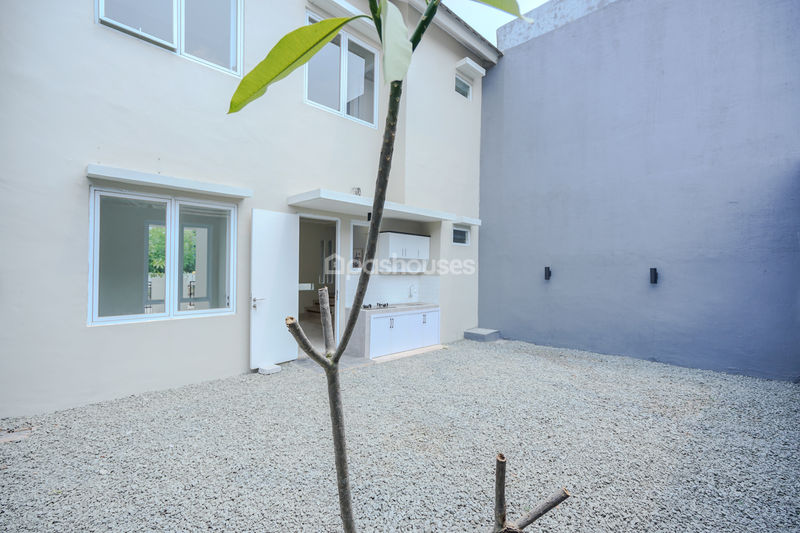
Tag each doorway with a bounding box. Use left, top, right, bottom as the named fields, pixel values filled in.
left=298, top=215, right=339, bottom=354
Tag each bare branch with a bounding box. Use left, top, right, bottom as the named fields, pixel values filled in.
left=318, top=287, right=336, bottom=356
left=515, top=487, right=571, bottom=530
left=285, top=317, right=330, bottom=368
left=494, top=453, right=508, bottom=532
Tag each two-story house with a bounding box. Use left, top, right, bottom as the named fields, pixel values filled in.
left=0, top=0, right=500, bottom=416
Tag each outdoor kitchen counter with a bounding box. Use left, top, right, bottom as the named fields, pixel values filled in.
left=342, top=303, right=441, bottom=359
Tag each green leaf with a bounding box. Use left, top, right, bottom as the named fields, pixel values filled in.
left=468, top=0, right=530, bottom=21
left=380, top=0, right=412, bottom=83
left=229, top=16, right=367, bottom=114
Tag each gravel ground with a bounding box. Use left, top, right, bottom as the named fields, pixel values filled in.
left=2, top=340, right=799, bottom=532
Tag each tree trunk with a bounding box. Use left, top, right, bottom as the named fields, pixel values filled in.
left=325, top=365, right=354, bottom=533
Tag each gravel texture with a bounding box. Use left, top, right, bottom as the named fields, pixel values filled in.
left=1, top=340, right=799, bottom=532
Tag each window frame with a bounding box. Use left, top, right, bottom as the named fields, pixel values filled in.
left=455, top=75, right=472, bottom=100
left=96, top=0, right=244, bottom=76
left=304, top=10, right=379, bottom=128
left=88, top=186, right=237, bottom=326
left=350, top=220, right=370, bottom=273
left=173, top=199, right=236, bottom=318
left=452, top=225, right=471, bottom=246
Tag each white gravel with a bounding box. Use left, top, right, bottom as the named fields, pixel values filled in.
left=2, top=340, right=799, bottom=532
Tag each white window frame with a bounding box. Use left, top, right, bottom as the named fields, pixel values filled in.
left=350, top=220, right=370, bottom=273
left=96, top=0, right=244, bottom=76
left=88, top=186, right=237, bottom=325
left=455, top=74, right=472, bottom=100
left=304, top=10, right=379, bottom=128
left=452, top=225, right=471, bottom=246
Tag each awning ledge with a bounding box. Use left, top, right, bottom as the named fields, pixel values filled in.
left=87, top=164, right=253, bottom=199
left=287, top=189, right=481, bottom=226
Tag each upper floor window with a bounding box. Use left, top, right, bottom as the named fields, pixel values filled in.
left=98, top=0, right=242, bottom=75
left=305, top=12, right=377, bottom=127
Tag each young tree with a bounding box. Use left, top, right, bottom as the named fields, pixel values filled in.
left=228, top=2, right=568, bottom=531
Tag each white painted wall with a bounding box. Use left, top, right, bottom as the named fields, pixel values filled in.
left=0, top=0, right=485, bottom=416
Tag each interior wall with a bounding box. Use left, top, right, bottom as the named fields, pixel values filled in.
left=298, top=219, right=336, bottom=312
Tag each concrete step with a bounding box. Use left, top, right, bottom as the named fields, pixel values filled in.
left=464, top=328, right=500, bottom=342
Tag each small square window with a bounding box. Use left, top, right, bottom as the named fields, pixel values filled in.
left=455, top=76, right=471, bottom=99
left=453, top=226, right=470, bottom=245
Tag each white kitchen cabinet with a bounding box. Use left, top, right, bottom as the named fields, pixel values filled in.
left=377, top=232, right=430, bottom=260
left=368, top=308, right=440, bottom=359
left=375, top=232, right=430, bottom=273
left=420, top=310, right=440, bottom=347
left=369, top=316, right=394, bottom=358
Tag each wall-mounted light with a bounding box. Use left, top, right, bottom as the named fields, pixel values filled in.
left=544, top=266, right=552, bottom=281
left=650, top=268, right=658, bottom=284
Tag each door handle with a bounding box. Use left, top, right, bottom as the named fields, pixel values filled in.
left=423, top=313, right=426, bottom=324
left=252, top=297, right=265, bottom=309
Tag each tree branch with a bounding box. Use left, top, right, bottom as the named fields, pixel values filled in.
left=318, top=287, right=336, bottom=356
left=285, top=317, right=330, bottom=368
left=494, top=453, right=508, bottom=532
left=411, top=0, right=440, bottom=50
left=368, top=0, right=382, bottom=40
left=332, top=80, right=404, bottom=363
left=281, top=8, right=445, bottom=533
left=515, top=487, right=571, bottom=530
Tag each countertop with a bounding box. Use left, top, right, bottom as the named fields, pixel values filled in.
left=345, top=303, right=440, bottom=316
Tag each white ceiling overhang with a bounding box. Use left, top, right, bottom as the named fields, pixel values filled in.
left=87, top=164, right=253, bottom=199
left=288, top=188, right=481, bottom=226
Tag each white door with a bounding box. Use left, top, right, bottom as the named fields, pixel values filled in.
left=250, top=209, right=299, bottom=369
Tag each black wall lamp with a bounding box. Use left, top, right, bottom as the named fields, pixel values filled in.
left=544, top=266, right=552, bottom=280
left=650, top=268, right=658, bottom=284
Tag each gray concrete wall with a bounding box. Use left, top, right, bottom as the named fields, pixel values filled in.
left=479, top=0, right=800, bottom=379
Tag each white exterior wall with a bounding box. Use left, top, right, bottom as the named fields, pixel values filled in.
left=0, top=0, right=486, bottom=416
left=405, top=21, right=483, bottom=343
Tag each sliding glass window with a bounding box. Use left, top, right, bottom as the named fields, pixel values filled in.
left=305, top=12, right=378, bottom=126
left=98, top=0, right=242, bottom=75
left=90, top=189, right=236, bottom=324
left=177, top=203, right=232, bottom=313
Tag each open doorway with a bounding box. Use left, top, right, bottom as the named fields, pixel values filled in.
left=298, top=216, right=339, bottom=354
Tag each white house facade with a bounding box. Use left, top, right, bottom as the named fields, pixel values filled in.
left=0, top=0, right=499, bottom=417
